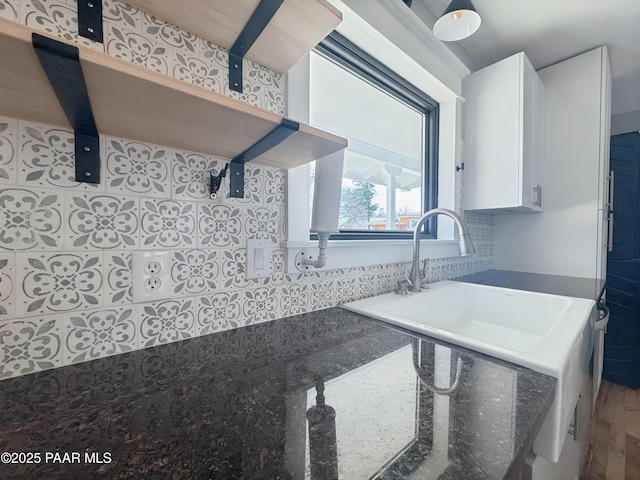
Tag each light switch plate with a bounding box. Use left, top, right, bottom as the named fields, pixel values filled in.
left=247, top=239, right=271, bottom=279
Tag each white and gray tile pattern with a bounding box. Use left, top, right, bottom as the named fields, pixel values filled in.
left=170, top=249, right=219, bottom=296
left=103, top=251, right=132, bottom=305
left=139, top=298, right=195, bottom=348
left=17, top=252, right=103, bottom=315
left=140, top=199, right=196, bottom=249
left=66, top=193, right=139, bottom=250
left=0, top=314, right=62, bottom=379
left=0, top=117, right=17, bottom=185
left=63, top=307, right=137, bottom=364
left=0, top=0, right=19, bottom=22
left=196, top=292, right=242, bottom=335
left=0, top=188, right=63, bottom=251
left=106, top=138, right=170, bottom=197
left=172, top=151, right=222, bottom=201
left=0, top=253, right=15, bottom=317
left=19, top=122, right=100, bottom=190
left=0, top=0, right=493, bottom=380
left=198, top=204, right=242, bottom=248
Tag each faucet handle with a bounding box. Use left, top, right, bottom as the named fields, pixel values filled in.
left=395, top=280, right=410, bottom=295
left=420, top=258, right=430, bottom=286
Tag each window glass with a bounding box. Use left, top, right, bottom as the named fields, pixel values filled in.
left=309, top=34, right=438, bottom=237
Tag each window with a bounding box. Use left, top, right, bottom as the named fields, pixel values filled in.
left=309, top=32, right=439, bottom=239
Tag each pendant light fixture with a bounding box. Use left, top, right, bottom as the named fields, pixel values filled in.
left=433, top=0, right=481, bottom=42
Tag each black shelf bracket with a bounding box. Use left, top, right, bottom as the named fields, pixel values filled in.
left=229, top=0, right=284, bottom=93
left=78, top=0, right=103, bottom=43
left=33, top=33, right=101, bottom=183
left=229, top=118, right=299, bottom=198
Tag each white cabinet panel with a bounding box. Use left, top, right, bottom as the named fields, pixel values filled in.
left=463, top=52, right=544, bottom=213
left=493, top=47, right=611, bottom=278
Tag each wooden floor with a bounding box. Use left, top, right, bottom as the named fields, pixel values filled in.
left=583, top=380, right=640, bottom=479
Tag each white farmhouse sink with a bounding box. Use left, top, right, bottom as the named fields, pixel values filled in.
left=343, top=280, right=596, bottom=463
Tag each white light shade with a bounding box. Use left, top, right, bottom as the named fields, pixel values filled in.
left=433, top=0, right=481, bottom=42
left=310, top=150, right=344, bottom=234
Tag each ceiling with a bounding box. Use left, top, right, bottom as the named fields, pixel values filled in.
left=416, top=0, right=640, bottom=116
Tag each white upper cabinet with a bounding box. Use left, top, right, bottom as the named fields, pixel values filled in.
left=463, top=52, right=545, bottom=213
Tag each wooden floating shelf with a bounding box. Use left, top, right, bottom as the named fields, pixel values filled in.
left=126, top=0, right=343, bottom=74
left=0, top=19, right=347, bottom=170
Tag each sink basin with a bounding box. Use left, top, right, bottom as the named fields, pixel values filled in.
left=343, top=280, right=596, bottom=462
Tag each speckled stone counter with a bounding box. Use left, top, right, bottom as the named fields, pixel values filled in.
left=0, top=308, right=555, bottom=480
left=454, top=269, right=606, bottom=302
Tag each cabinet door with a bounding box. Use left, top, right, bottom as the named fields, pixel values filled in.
left=596, top=48, right=612, bottom=280
left=524, top=434, right=580, bottom=480
left=464, top=52, right=544, bottom=213
left=521, top=57, right=544, bottom=211
left=521, top=58, right=535, bottom=209
left=464, top=54, right=522, bottom=210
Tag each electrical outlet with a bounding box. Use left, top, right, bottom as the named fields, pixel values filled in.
left=132, top=251, right=171, bottom=302
left=144, top=277, right=162, bottom=290
left=144, top=262, right=162, bottom=275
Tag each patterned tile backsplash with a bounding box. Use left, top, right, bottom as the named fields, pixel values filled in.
left=14, top=0, right=285, bottom=115
left=0, top=0, right=493, bottom=379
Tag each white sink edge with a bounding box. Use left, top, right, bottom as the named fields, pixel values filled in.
left=342, top=280, right=597, bottom=463
left=343, top=283, right=594, bottom=377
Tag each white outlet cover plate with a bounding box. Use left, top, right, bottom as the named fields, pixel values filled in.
left=132, top=250, right=171, bottom=303
left=247, top=239, right=271, bottom=279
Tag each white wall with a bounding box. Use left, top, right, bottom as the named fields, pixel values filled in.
left=611, top=109, right=640, bottom=135
left=493, top=47, right=610, bottom=278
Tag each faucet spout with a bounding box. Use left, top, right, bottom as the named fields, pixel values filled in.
left=409, top=208, right=475, bottom=292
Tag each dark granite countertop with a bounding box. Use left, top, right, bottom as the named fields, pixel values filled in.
left=454, top=269, right=606, bottom=302
left=0, top=308, right=555, bottom=480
